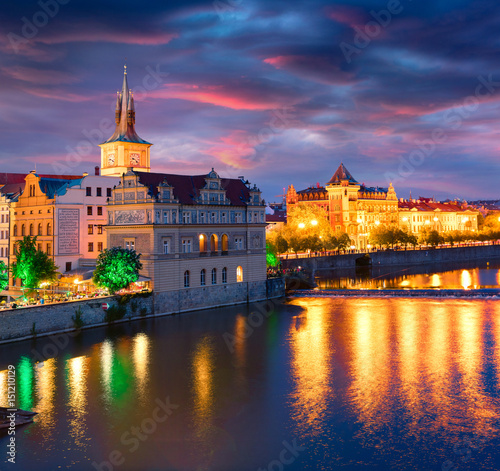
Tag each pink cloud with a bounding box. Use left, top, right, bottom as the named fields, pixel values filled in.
left=17, top=86, right=92, bottom=102
left=326, top=5, right=366, bottom=27
left=149, top=83, right=296, bottom=110
left=205, top=130, right=261, bottom=169
left=2, top=66, right=79, bottom=85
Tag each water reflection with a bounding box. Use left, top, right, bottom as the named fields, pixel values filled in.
left=132, top=333, right=150, bottom=405
left=288, top=299, right=332, bottom=436
left=100, top=339, right=113, bottom=406
left=35, top=359, right=57, bottom=436
left=316, top=261, right=500, bottom=290
left=66, top=356, right=89, bottom=448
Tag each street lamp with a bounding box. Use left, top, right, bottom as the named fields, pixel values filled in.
left=375, top=220, right=380, bottom=225
left=402, top=217, right=408, bottom=222
left=311, top=220, right=318, bottom=226
left=298, top=222, right=305, bottom=229
left=433, top=217, right=438, bottom=222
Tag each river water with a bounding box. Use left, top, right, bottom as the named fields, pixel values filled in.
left=1, top=295, right=500, bottom=470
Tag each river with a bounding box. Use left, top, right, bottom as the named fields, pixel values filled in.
left=1, top=295, right=500, bottom=470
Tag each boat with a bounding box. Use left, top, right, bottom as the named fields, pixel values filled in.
left=0, top=407, right=37, bottom=429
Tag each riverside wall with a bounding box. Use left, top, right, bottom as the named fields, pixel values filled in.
left=0, top=278, right=285, bottom=343
left=281, top=245, right=500, bottom=272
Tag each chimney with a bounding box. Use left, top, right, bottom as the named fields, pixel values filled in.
left=95, top=166, right=100, bottom=176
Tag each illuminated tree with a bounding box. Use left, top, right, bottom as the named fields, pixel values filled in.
left=11, top=236, right=58, bottom=291
left=93, top=247, right=143, bottom=294
left=266, top=243, right=279, bottom=267
left=0, top=261, right=8, bottom=291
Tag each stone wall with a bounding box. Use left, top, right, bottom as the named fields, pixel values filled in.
left=0, top=279, right=285, bottom=344
left=281, top=244, right=500, bottom=272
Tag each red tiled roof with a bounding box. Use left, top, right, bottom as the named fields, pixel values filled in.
left=266, top=214, right=286, bottom=223
left=135, top=171, right=253, bottom=206
left=398, top=201, right=466, bottom=212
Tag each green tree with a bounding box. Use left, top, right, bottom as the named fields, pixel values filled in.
left=336, top=232, right=352, bottom=252
left=11, top=236, right=58, bottom=291
left=266, top=243, right=279, bottom=267
left=93, top=247, right=143, bottom=294
left=0, top=261, right=8, bottom=291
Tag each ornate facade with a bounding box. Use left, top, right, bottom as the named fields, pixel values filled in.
left=287, top=163, right=478, bottom=249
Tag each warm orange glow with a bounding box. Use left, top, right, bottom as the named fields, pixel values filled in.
left=236, top=266, right=243, bottom=282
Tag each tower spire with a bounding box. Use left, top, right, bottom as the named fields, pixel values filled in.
left=102, top=66, right=150, bottom=145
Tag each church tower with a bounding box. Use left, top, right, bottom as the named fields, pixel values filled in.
left=99, top=66, right=152, bottom=176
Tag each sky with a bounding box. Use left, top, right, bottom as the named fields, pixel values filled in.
left=0, top=0, right=499, bottom=202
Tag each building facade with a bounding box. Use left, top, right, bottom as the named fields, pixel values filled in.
left=10, top=171, right=119, bottom=287
left=106, top=168, right=267, bottom=311
left=287, top=163, right=479, bottom=248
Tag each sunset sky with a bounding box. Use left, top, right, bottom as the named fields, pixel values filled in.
left=1, top=0, right=500, bottom=201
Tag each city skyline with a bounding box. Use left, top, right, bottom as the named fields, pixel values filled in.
left=1, top=0, right=500, bottom=201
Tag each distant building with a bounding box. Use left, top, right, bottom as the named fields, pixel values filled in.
left=287, top=162, right=479, bottom=248
left=0, top=173, right=26, bottom=266
left=9, top=170, right=119, bottom=288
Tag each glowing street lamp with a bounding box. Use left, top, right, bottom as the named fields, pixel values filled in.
left=298, top=222, right=305, bottom=229
left=311, top=220, right=318, bottom=226
left=375, top=220, right=380, bottom=225
left=433, top=217, right=439, bottom=222
left=402, top=217, right=408, bottom=222
left=357, top=218, right=362, bottom=223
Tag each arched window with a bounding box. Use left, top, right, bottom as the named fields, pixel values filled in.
left=184, top=270, right=190, bottom=288
left=200, top=269, right=206, bottom=286
left=13, top=225, right=17, bottom=237
left=29, top=224, right=34, bottom=236
left=236, top=266, right=243, bottom=283
left=199, top=234, right=207, bottom=253
left=221, top=234, right=228, bottom=253
left=38, top=223, right=42, bottom=236
left=210, top=234, right=218, bottom=252
left=222, top=267, right=227, bottom=284
left=47, top=223, right=51, bottom=236
left=21, top=225, right=25, bottom=236
left=211, top=268, right=217, bottom=285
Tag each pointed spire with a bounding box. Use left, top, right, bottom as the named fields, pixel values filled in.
left=327, top=163, right=358, bottom=185
left=102, top=66, right=150, bottom=145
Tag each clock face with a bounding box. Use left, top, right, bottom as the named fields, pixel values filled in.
left=130, top=153, right=140, bottom=165
left=107, top=154, right=115, bottom=166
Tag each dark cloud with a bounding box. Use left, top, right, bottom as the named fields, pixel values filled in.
left=0, top=0, right=498, bottom=199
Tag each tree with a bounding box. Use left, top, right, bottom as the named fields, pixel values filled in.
left=11, top=236, right=58, bottom=291
left=93, top=247, right=143, bottom=294
left=0, top=261, right=8, bottom=291
left=266, top=243, right=279, bottom=267
left=336, top=232, right=352, bottom=251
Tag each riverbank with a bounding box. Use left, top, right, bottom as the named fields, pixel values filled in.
left=281, top=244, right=500, bottom=271
left=0, top=278, right=285, bottom=344
left=291, top=288, right=500, bottom=298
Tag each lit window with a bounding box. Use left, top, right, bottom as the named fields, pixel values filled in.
left=97, top=225, right=103, bottom=235
left=97, top=206, right=103, bottom=216
left=211, top=268, right=217, bottom=285
left=98, top=242, right=103, bottom=252
left=184, top=270, right=190, bottom=288
left=236, top=266, right=243, bottom=282
left=88, top=242, right=94, bottom=252
left=88, top=224, right=93, bottom=235
left=87, top=206, right=93, bottom=216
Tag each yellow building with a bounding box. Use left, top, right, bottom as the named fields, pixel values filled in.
left=287, top=163, right=479, bottom=248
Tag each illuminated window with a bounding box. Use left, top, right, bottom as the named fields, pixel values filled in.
left=97, top=225, right=103, bottom=235
left=210, top=234, right=218, bottom=252
left=38, top=223, right=42, bottom=236
left=211, top=268, right=217, bottom=285
left=21, top=224, right=25, bottom=236
left=184, top=270, right=190, bottom=288
left=222, top=267, right=227, bottom=284
left=87, top=206, right=92, bottom=216
left=88, top=224, right=93, bottom=235
left=199, top=234, right=207, bottom=253
left=97, top=242, right=103, bottom=252
left=97, top=206, right=103, bottom=216
left=236, top=266, right=243, bottom=283
left=88, top=242, right=94, bottom=252
left=200, top=269, right=206, bottom=286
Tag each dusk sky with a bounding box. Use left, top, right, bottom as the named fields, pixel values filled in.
left=1, top=0, right=500, bottom=201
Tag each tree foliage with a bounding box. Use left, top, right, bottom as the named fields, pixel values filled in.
left=93, top=247, right=143, bottom=294
left=266, top=243, right=279, bottom=267
left=0, top=261, right=8, bottom=291
left=11, top=236, right=58, bottom=291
